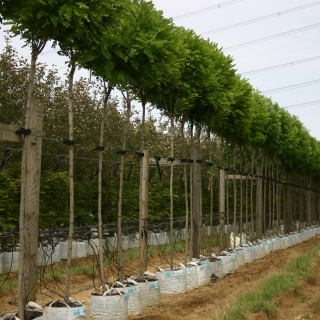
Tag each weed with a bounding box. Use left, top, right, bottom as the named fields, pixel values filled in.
left=213, top=244, right=320, bottom=320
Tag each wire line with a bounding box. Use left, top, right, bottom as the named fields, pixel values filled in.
left=173, top=0, right=244, bottom=20
left=223, top=23, right=320, bottom=51
left=283, top=100, right=320, bottom=109
left=241, top=56, right=320, bottom=75
left=201, top=1, right=320, bottom=35
left=262, top=79, right=320, bottom=94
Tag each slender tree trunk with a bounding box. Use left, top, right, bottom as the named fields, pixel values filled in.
left=189, top=122, right=194, bottom=258
left=239, top=150, right=243, bottom=244
left=276, top=164, right=280, bottom=231
left=307, top=174, right=312, bottom=227
left=196, top=126, right=202, bottom=255
left=226, top=142, right=229, bottom=235
left=263, top=158, right=267, bottom=235
left=250, top=150, right=255, bottom=238
left=181, top=120, right=189, bottom=265
left=208, top=130, right=214, bottom=254
left=97, top=84, right=112, bottom=292
left=139, top=97, right=148, bottom=274
left=272, top=164, right=275, bottom=231
left=219, top=167, right=226, bottom=251
left=64, top=56, right=76, bottom=303
left=256, top=165, right=263, bottom=239
left=268, top=163, right=272, bottom=232
left=232, top=147, right=237, bottom=247
left=169, top=115, right=174, bottom=269
left=118, top=91, right=131, bottom=282
left=245, top=150, right=248, bottom=233
left=191, top=135, right=202, bottom=258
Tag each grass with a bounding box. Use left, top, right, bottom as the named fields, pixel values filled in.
left=0, top=275, right=18, bottom=295
left=213, top=244, right=320, bottom=320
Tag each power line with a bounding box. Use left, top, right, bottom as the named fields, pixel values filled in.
left=173, top=0, right=244, bottom=20
left=262, top=79, right=320, bottom=94
left=201, top=1, right=320, bottom=35
left=283, top=100, right=320, bottom=110
left=223, top=23, right=320, bottom=51
left=241, top=56, right=320, bottom=75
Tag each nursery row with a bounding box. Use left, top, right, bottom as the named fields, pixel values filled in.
left=1, top=226, right=319, bottom=320
left=0, top=221, right=310, bottom=275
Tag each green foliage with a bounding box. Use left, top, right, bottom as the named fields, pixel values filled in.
left=0, top=162, right=21, bottom=231
left=39, top=171, right=69, bottom=228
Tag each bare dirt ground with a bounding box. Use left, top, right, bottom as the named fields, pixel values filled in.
left=1, top=236, right=320, bottom=319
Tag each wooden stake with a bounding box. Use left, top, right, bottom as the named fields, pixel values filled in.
left=18, top=96, right=43, bottom=311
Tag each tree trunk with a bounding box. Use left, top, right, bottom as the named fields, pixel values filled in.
left=139, top=149, right=149, bottom=274
left=191, top=145, right=201, bottom=258
left=64, top=57, right=76, bottom=303
left=232, top=147, right=237, bottom=247
left=250, top=150, right=255, bottom=238
left=189, top=122, right=194, bottom=258
left=97, top=84, right=112, bottom=292
left=139, top=97, right=148, bottom=275
left=256, top=166, right=263, bottom=239
left=219, top=167, right=225, bottom=251
left=239, top=151, right=243, bottom=244
left=169, top=115, right=174, bottom=269
left=263, top=158, right=267, bottom=234
left=118, top=91, right=132, bottom=282
left=245, top=150, right=248, bottom=233
left=307, top=174, right=312, bottom=227
left=208, top=130, right=214, bottom=254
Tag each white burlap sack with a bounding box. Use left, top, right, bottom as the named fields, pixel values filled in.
left=156, top=267, right=187, bottom=294
left=218, top=254, right=235, bottom=275
left=185, top=262, right=199, bottom=291
left=90, top=289, right=128, bottom=320
left=44, top=299, right=87, bottom=320
left=235, top=248, right=245, bottom=267
left=254, top=244, right=265, bottom=260
left=192, top=258, right=210, bottom=286
left=243, top=246, right=254, bottom=264
left=199, top=257, right=212, bottom=282
left=264, top=240, right=271, bottom=255
left=209, top=258, right=224, bottom=279
left=124, top=279, right=142, bottom=317
left=137, top=279, right=160, bottom=308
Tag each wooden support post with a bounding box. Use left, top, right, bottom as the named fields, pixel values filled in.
left=139, top=150, right=149, bottom=274
left=18, top=96, right=43, bottom=306
left=191, top=146, right=201, bottom=258
left=219, top=168, right=226, bottom=251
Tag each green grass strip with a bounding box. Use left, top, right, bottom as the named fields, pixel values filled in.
left=214, top=244, right=320, bottom=320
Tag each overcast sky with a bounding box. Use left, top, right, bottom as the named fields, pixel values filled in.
left=1, top=0, right=320, bottom=139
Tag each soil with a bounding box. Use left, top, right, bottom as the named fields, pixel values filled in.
left=1, top=236, right=320, bottom=320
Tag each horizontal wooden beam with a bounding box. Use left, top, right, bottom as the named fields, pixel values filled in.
left=0, top=123, right=36, bottom=145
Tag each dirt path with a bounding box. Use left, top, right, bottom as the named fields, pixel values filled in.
left=1, top=236, right=320, bottom=319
